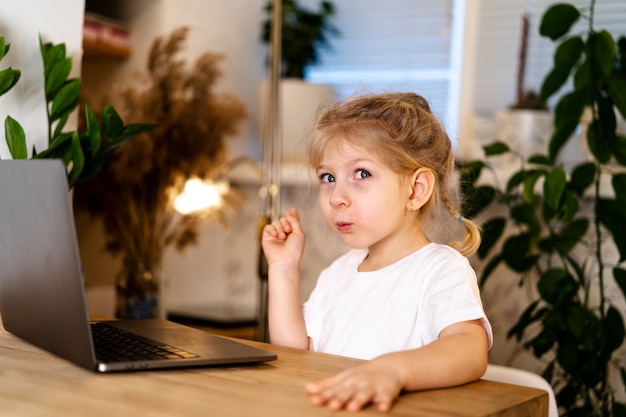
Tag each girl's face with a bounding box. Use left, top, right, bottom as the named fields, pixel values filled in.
left=316, top=141, right=426, bottom=262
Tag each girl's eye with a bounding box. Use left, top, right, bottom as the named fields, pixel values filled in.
left=356, top=169, right=371, bottom=179
left=319, top=173, right=335, bottom=183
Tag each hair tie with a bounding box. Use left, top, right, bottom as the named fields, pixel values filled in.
left=457, top=215, right=463, bottom=222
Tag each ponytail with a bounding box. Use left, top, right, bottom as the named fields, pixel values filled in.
left=449, top=214, right=481, bottom=256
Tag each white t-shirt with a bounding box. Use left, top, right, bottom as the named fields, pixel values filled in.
left=303, top=243, right=493, bottom=360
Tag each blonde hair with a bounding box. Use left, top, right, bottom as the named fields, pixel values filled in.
left=307, top=92, right=480, bottom=256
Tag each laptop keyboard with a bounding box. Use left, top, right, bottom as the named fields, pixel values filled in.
left=91, top=322, right=199, bottom=363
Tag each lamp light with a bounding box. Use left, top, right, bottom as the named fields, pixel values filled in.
left=173, top=177, right=230, bottom=215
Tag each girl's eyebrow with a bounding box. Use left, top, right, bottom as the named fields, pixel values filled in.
left=317, top=158, right=376, bottom=170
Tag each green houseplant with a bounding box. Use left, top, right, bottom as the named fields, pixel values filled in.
left=0, top=35, right=153, bottom=187
left=260, top=0, right=338, bottom=79
left=461, top=2, right=626, bottom=416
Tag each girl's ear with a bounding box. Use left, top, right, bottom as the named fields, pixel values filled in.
left=407, top=168, right=435, bottom=211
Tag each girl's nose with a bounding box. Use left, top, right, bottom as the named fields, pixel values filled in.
left=329, top=182, right=350, bottom=208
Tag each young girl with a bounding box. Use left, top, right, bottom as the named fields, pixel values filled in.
left=261, top=92, right=492, bottom=412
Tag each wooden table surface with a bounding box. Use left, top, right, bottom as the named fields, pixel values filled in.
left=0, top=321, right=547, bottom=417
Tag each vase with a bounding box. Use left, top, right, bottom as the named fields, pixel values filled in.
left=115, top=257, right=161, bottom=319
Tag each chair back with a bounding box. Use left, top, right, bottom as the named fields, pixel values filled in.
left=483, top=364, right=558, bottom=417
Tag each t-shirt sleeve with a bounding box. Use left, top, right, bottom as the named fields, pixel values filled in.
left=425, top=256, right=493, bottom=348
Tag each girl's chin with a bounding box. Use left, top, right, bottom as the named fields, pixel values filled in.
left=337, top=236, right=369, bottom=250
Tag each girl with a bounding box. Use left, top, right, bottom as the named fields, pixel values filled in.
left=261, top=92, right=492, bottom=412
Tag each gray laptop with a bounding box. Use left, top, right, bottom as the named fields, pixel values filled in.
left=0, top=159, right=276, bottom=372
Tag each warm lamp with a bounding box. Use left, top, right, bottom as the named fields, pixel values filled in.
left=173, top=178, right=230, bottom=215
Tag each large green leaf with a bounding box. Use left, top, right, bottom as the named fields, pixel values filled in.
left=34, top=132, right=73, bottom=159
left=566, top=305, right=599, bottom=344
left=614, top=267, right=626, bottom=301
left=549, top=91, right=587, bottom=159
left=0, top=67, right=20, bottom=96
left=537, top=268, right=578, bottom=306
left=84, top=104, right=102, bottom=154
left=543, top=167, right=567, bottom=211
left=527, top=154, right=552, bottom=166
left=502, top=233, right=533, bottom=272
left=561, top=191, right=580, bottom=224
left=613, top=134, right=626, bottom=165
left=609, top=74, right=626, bottom=119
left=0, top=36, right=6, bottom=60
left=49, top=79, right=80, bottom=122
left=101, top=104, right=125, bottom=139
left=597, top=198, right=626, bottom=261
left=460, top=160, right=486, bottom=186
left=586, top=118, right=612, bottom=163
left=53, top=114, right=69, bottom=139
left=531, top=310, right=564, bottom=356
left=605, top=306, right=625, bottom=354
left=67, top=132, right=84, bottom=183
left=4, top=116, right=27, bottom=159
left=478, top=253, right=503, bottom=287
left=554, top=218, right=588, bottom=253
left=41, top=42, right=66, bottom=79
left=462, top=185, right=495, bottom=219
left=506, top=169, right=527, bottom=192
left=45, top=57, right=72, bottom=98
left=119, top=122, right=156, bottom=141
left=477, top=217, right=506, bottom=259
left=510, top=202, right=538, bottom=229
left=522, top=169, right=544, bottom=204
left=556, top=336, right=580, bottom=374
left=588, top=31, right=616, bottom=78
left=555, top=36, right=584, bottom=70
left=540, top=3, right=580, bottom=40
left=483, top=141, right=510, bottom=156
left=573, top=60, right=591, bottom=93
left=568, top=162, right=596, bottom=195
left=540, top=66, right=571, bottom=102
left=507, top=300, right=541, bottom=341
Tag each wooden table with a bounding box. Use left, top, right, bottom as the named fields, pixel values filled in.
left=0, top=321, right=547, bottom=416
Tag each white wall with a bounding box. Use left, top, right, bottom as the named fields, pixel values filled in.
left=0, top=0, right=85, bottom=158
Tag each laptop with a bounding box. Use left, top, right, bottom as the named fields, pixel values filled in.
left=0, top=159, right=277, bottom=372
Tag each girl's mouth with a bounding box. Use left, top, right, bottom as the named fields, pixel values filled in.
left=336, top=222, right=352, bottom=232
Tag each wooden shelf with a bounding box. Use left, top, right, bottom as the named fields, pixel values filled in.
left=83, top=37, right=131, bottom=59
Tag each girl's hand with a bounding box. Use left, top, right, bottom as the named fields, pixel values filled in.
left=305, top=359, right=404, bottom=412
left=261, top=208, right=305, bottom=268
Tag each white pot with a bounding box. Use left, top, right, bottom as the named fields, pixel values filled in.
left=495, top=109, right=553, bottom=159
left=258, top=79, right=335, bottom=163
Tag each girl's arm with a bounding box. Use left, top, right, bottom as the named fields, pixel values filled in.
left=305, top=319, right=489, bottom=412
left=261, top=208, right=309, bottom=349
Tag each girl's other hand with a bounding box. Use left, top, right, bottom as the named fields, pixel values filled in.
left=305, top=359, right=404, bottom=412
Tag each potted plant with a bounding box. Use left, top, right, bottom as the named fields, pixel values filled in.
left=258, top=0, right=338, bottom=162
left=260, top=0, right=338, bottom=79
left=496, top=9, right=551, bottom=163
left=461, top=2, right=626, bottom=416
left=0, top=36, right=153, bottom=187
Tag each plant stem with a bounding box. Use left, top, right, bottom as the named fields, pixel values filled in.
left=516, top=11, right=530, bottom=105
left=594, top=167, right=605, bottom=320
left=589, top=0, right=596, bottom=34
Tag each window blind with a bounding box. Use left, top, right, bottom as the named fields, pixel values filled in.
left=474, top=0, right=626, bottom=116
left=304, top=0, right=456, bottom=136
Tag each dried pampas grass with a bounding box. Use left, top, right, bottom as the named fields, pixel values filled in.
left=74, top=26, right=247, bottom=270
